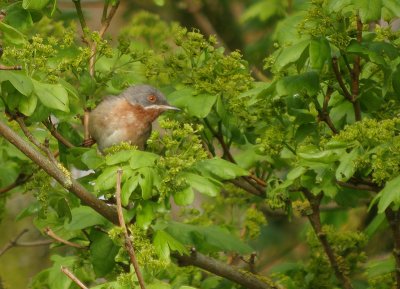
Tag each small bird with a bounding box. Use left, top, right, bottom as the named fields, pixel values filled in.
left=89, top=84, right=179, bottom=152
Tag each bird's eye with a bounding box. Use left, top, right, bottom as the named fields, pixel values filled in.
left=147, top=95, right=157, bottom=103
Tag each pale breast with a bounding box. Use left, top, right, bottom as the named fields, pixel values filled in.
left=89, top=97, right=153, bottom=151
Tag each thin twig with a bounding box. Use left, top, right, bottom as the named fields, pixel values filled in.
left=0, top=229, right=29, bottom=257
left=350, top=14, right=362, bottom=122
left=336, top=180, right=380, bottom=192
left=332, top=57, right=352, bottom=102
left=61, top=266, right=89, bottom=289
left=43, top=119, right=75, bottom=148
left=301, top=188, right=353, bottom=289
left=385, top=208, right=400, bottom=289
left=318, top=86, right=338, bottom=134
left=0, top=173, right=32, bottom=195
left=115, top=169, right=146, bottom=289
left=0, top=65, right=22, bottom=70
left=72, top=0, right=88, bottom=35
left=15, top=116, right=58, bottom=164
left=89, top=0, right=120, bottom=76
left=203, top=118, right=265, bottom=194
left=83, top=109, right=90, bottom=143
left=184, top=0, right=229, bottom=51
left=44, top=227, right=86, bottom=249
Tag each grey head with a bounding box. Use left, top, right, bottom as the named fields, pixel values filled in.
left=120, top=84, right=179, bottom=111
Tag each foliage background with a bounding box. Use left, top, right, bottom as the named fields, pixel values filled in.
left=0, top=0, right=400, bottom=289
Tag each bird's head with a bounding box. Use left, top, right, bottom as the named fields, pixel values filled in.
left=121, top=84, right=179, bottom=112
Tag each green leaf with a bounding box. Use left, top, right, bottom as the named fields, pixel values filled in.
left=194, top=158, right=248, bottom=180
left=287, top=166, right=307, bottom=180
left=22, top=0, right=50, bottom=10
left=376, top=175, right=400, bottom=213
left=274, top=40, right=310, bottom=71
left=153, top=230, right=188, bottom=261
left=121, top=175, right=139, bottom=206
left=94, top=166, right=118, bottom=191
left=367, top=257, right=395, bottom=278
left=309, top=38, right=331, bottom=70
left=0, top=71, right=33, bottom=95
left=168, top=88, right=217, bottom=118
left=0, top=21, right=26, bottom=44
left=277, top=72, right=320, bottom=96
left=173, top=186, right=194, bottom=206
left=138, top=167, right=156, bottom=199
left=33, top=80, right=69, bottom=112
left=165, top=221, right=253, bottom=254
left=392, top=65, right=400, bottom=96
left=129, top=150, right=159, bottom=169
left=81, top=149, right=104, bottom=169
left=383, top=0, right=400, bottom=16
left=182, top=172, right=221, bottom=197
left=335, top=149, right=359, bottom=182
left=356, top=0, right=382, bottom=22
left=106, top=150, right=135, bottom=165
left=18, top=93, right=37, bottom=116
left=137, top=201, right=155, bottom=228
left=90, top=230, right=119, bottom=277
left=66, top=206, right=109, bottom=230
left=298, top=148, right=339, bottom=164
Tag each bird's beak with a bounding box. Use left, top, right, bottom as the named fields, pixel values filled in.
left=163, top=105, right=180, bottom=111
left=146, top=104, right=180, bottom=111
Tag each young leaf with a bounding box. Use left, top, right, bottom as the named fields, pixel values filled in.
left=66, top=206, right=109, bottom=230
left=22, top=0, right=50, bottom=10
left=173, top=186, right=194, bottom=206
left=90, top=230, right=119, bottom=277
left=168, top=88, right=217, bottom=118
left=274, top=40, right=310, bottom=71
left=194, top=158, right=248, bottom=180
left=136, top=201, right=156, bottom=228
left=309, top=38, right=331, bottom=70
left=129, top=150, right=159, bottom=169
left=153, top=230, right=188, bottom=261
left=0, top=71, right=33, bottom=95
left=33, top=80, right=70, bottom=112
left=376, top=175, right=400, bottom=213
left=165, top=221, right=253, bottom=254
left=335, top=148, right=359, bottom=182
left=0, top=22, right=26, bottom=44
left=182, top=172, right=221, bottom=197
left=18, top=93, right=37, bottom=116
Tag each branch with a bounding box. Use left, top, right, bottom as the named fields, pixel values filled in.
left=336, top=180, right=380, bottom=192
left=0, top=65, right=22, bottom=70
left=43, top=119, right=75, bottom=148
left=176, top=248, right=278, bottom=289
left=230, top=179, right=263, bottom=197
left=350, top=14, right=363, bottom=122
left=331, top=57, right=352, bottom=102
left=0, top=119, right=119, bottom=224
left=61, top=266, right=89, bottom=289
left=72, top=0, right=88, bottom=35
left=385, top=208, right=400, bottom=289
left=89, top=0, right=120, bottom=76
left=115, top=169, right=146, bottom=289
left=184, top=0, right=229, bottom=51
left=0, top=229, right=29, bottom=257
left=0, top=173, right=31, bottom=195
left=203, top=118, right=265, bottom=195
left=44, top=227, right=86, bottom=249
left=301, top=189, right=354, bottom=289
left=318, top=86, right=338, bottom=134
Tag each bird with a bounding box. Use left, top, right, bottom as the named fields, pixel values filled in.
left=88, top=84, right=179, bottom=152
